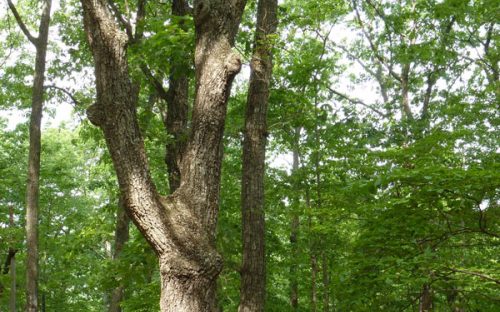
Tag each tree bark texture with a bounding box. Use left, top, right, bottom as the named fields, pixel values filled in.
left=80, top=0, right=247, bottom=310
left=7, top=1, right=52, bottom=311
left=238, top=0, right=277, bottom=311
left=108, top=198, right=129, bottom=312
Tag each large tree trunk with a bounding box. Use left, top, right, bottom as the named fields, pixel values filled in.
left=7, top=1, right=52, bottom=311
left=238, top=0, right=277, bottom=311
left=81, top=0, right=247, bottom=310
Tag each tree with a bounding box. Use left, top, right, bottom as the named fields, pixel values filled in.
left=6, top=0, right=52, bottom=310
left=80, top=0, right=247, bottom=310
left=239, top=0, right=277, bottom=311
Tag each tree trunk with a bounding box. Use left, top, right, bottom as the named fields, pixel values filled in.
left=80, top=0, right=247, bottom=310
left=108, top=198, right=129, bottom=312
left=289, top=129, right=301, bottom=311
left=9, top=252, right=16, bottom=312
left=321, top=252, right=329, bottom=312
left=7, top=1, right=52, bottom=311
left=419, top=284, right=432, bottom=312
left=8, top=205, right=16, bottom=312
left=238, top=0, right=277, bottom=311
left=164, top=0, right=190, bottom=192
left=310, top=254, right=318, bottom=312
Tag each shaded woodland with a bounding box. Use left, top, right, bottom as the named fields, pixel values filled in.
left=0, top=0, right=499, bottom=311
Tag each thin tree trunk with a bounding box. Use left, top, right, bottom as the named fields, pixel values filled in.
left=321, top=253, right=329, bottom=312
left=81, top=0, right=247, bottom=310
left=9, top=253, right=16, bottom=312
left=238, top=0, right=277, bottom=311
left=164, top=0, right=190, bottom=192
left=7, top=1, right=52, bottom=311
left=401, top=63, right=413, bottom=120
left=108, top=198, right=130, bottom=312
left=290, top=128, right=301, bottom=311
left=419, top=284, right=432, bottom=312
left=9, top=205, right=16, bottom=312
left=310, top=254, right=318, bottom=312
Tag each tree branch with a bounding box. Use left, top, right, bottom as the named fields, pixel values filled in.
left=44, top=85, right=80, bottom=107
left=140, top=64, right=169, bottom=102
left=351, top=0, right=401, bottom=82
left=447, top=267, right=500, bottom=285
left=328, top=87, right=388, bottom=118
left=7, top=0, right=38, bottom=45
left=107, top=0, right=134, bottom=41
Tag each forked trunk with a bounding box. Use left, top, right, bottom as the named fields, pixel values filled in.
left=80, top=0, right=247, bottom=310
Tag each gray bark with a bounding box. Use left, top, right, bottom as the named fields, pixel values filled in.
left=238, top=0, right=277, bottom=311
left=80, top=0, right=247, bottom=310
left=7, top=1, right=52, bottom=311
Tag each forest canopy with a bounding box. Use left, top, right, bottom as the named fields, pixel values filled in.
left=0, top=0, right=499, bottom=311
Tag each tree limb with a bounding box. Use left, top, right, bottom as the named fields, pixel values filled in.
left=7, top=0, right=38, bottom=45
left=106, top=0, right=134, bottom=41
left=351, top=0, right=401, bottom=82
left=328, top=86, right=388, bottom=118
left=447, top=267, right=500, bottom=285
left=44, top=84, right=80, bottom=106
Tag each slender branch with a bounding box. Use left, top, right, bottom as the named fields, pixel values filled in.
left=107, top=0, right=134, bottom=41
left=421, top=17, right=456, bottom=119
left=134, top=0, right=147, bottom=40
left=44, top=85, right=80, bottom=106
left=328, top=87, right=388, bottom=118
left=329, top=43, right=377, bottom=78
left=7, top=0, right=38, bottom=45
left=0, top=16, right=15, bottom=69
left=351, top=0, right=401, bottom=82
left=140, top=64, right=169, bottom=101
left=447, top=267, right=500, bottom=285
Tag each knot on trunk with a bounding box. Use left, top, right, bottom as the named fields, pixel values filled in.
left=86, top=102, right=105, bottom=127
left=225, top=52, right=242, bottom=78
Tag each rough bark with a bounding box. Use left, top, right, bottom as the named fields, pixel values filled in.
left=238, top=0, right=277, bottom=311
left=7, top=1, right=52, bottom=311
left=108, top=198, right=129, bottom=312
left=81, top=0, right=247, bottom=310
